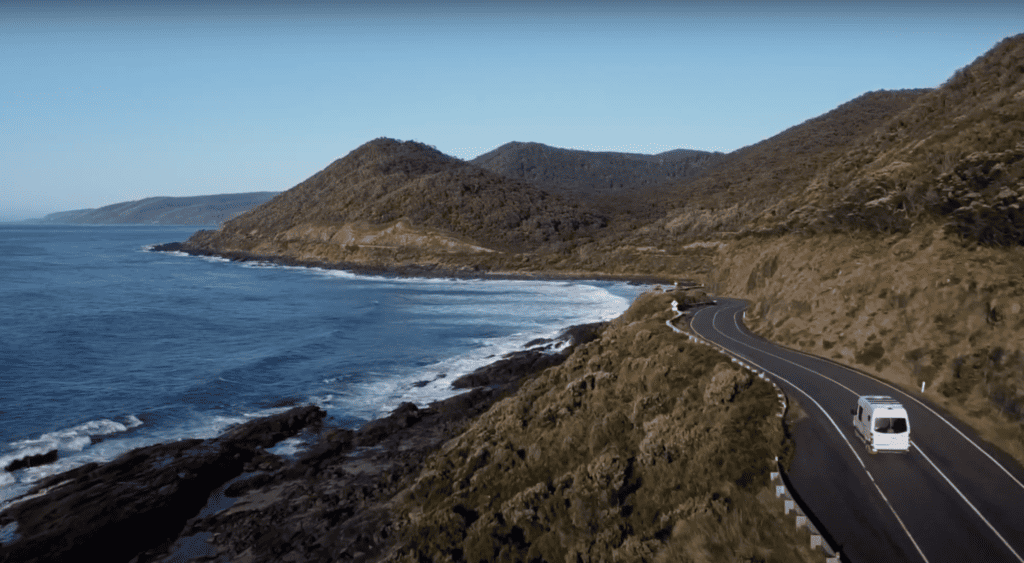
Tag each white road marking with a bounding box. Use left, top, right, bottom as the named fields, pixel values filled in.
left=689, top=308, right=930, bottom=563
left=698, top=303, right=1024, bottom=496
left=686, top=302, right=1024, bottom=562
left=764, top=327, right=1024, bottom=495
left=912, top=442, right=1024, bottom=563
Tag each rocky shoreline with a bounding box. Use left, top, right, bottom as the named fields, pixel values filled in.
left=0, top=323, right=604, bottom=563
left=149, top=241, right=679, bottom=286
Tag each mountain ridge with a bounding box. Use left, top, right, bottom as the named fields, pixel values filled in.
left=470, top=141, right=722, bottom=207
left=38, top=192, right=280, bottom=226
left=11, top=30, right=1018, bottom=563
left=180, top=138, right=610, bottom=270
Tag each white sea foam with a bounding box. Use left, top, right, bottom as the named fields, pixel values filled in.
left=1, top=416, right=140, bottom=469
left=2, top=251, right=646, bottom=511
left=312, top=280, right=644, bottom=423
left=0, top=415, right=150, bottom=507
left=267, top=436, right=306, bottom=458
left=0, top=404, right=313, bottom=510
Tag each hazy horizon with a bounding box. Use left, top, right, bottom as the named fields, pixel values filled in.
left=3, top=1, right=1022, bottom=220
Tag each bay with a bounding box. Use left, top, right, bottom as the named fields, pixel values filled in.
left=0, top=224, right=646, bottom=505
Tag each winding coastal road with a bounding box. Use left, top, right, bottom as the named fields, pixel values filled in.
left=684, top=298, right=1024, bottom=563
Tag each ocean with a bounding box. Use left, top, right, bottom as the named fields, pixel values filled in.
left=0, top=224, right=646, bottom=507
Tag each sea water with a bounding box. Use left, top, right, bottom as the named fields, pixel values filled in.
left=0, top=224, right=647, bottom=506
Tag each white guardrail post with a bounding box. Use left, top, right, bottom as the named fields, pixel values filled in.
left=771, top=469, right=842, bottom=562
left=670, top=306, right=841, bottom=562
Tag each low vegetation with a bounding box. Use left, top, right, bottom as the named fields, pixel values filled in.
left=170, top=31, right=1024, bottom=537
left=471, top=141, right=722, bottom=217
left=751, top=35, right=1024, bottom=246
left=712, top=225, right=1024, bottom=465
left=382, top=291, right=818, bottom=563
left=189, top=139, right=608, bottom=259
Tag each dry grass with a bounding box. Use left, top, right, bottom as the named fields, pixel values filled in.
left=711, top=225, right=1024, bottom=467
left=380, top=291, right=819, bottom=563
left=746, top=34, right=1024, bottom=245
left=188, top=138, right=608, bottom=258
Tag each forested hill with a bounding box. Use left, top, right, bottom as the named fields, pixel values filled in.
left=39, top=192, right=280, bottom=226
left=180, top=138, right=609, bottom=265
left=754, top=33, right=1024, bottom=245
left=642, top=88, right=931, bottom=241
left=470, top=141, right=722, bottom=210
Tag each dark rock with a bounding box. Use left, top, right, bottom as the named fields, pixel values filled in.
left=0, top=405, right=323, bottom=563
left=452, top=350, right=559, bottom=388
left=4, top=450, right=58, bottom=472
left=223, top=472, right=275, bottom=497
left=353, top=402, right=423, bottom=447
left=219, top=404, right=324, bottom=448
left=297, top=428, right=355, bottom=469
left=429, top=387, right=497, bottom=420
left=451, top=322, right=606, bottom=390
left=149, top=242, right=185, bottom=252
left=557, top=321, right=606, bottom=347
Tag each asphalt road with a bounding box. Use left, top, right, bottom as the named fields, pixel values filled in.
left=685, top=298, right=1024, bottom=563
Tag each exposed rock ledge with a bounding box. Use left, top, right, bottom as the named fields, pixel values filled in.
left=0, top=323, right=605, bottom=563
left=1, top=294, right=818, bottom=563
left=0, top=406, right=325, bottom=563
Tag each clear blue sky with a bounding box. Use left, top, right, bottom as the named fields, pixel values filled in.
left=2, top=1, right=1021, bottom=220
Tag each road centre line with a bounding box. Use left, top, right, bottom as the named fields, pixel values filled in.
left=723, top=309, right=860, bottom=398
left=688, top=308, right=930, bottom=563
left=912, top=443, right=1024, bottom=563
left=737, top=312, right=1024, bottom=495
left=693, top=304, right=1024, bottom=561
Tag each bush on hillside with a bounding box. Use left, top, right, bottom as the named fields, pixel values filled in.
left=940, top=347, right=1024, bottom=420
left=382, top=292, right=812, bottom=562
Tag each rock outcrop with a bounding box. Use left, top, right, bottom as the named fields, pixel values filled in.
left=0, top=406, right=324, bottom=563
left=1, top=294, right=822, bottom=563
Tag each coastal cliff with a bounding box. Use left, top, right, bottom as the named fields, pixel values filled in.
left=0, top=291, right=822, bottom=562
left=121, top=31, right=1023, bottom=561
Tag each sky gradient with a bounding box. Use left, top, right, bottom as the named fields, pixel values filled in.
left=2, top=1, right=1022, bottom=220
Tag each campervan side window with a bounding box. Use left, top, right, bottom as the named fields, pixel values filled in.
left=874, top=417, right=908, bottom=433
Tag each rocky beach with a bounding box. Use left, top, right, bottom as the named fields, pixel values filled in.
left=0, top=316, right=612, bottom=562
left=0, top=290, right=823, bottom=563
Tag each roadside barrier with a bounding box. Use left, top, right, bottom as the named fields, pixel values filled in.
left=772, top=468, right=842, bottom=563
left=667, top=301, right=842, bottom=562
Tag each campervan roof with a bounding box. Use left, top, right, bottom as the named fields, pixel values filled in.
left=862, top=396, right=904, bottom=409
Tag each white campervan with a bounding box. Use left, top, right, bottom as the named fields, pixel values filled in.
left=852, top=395, right=910, bottom=453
